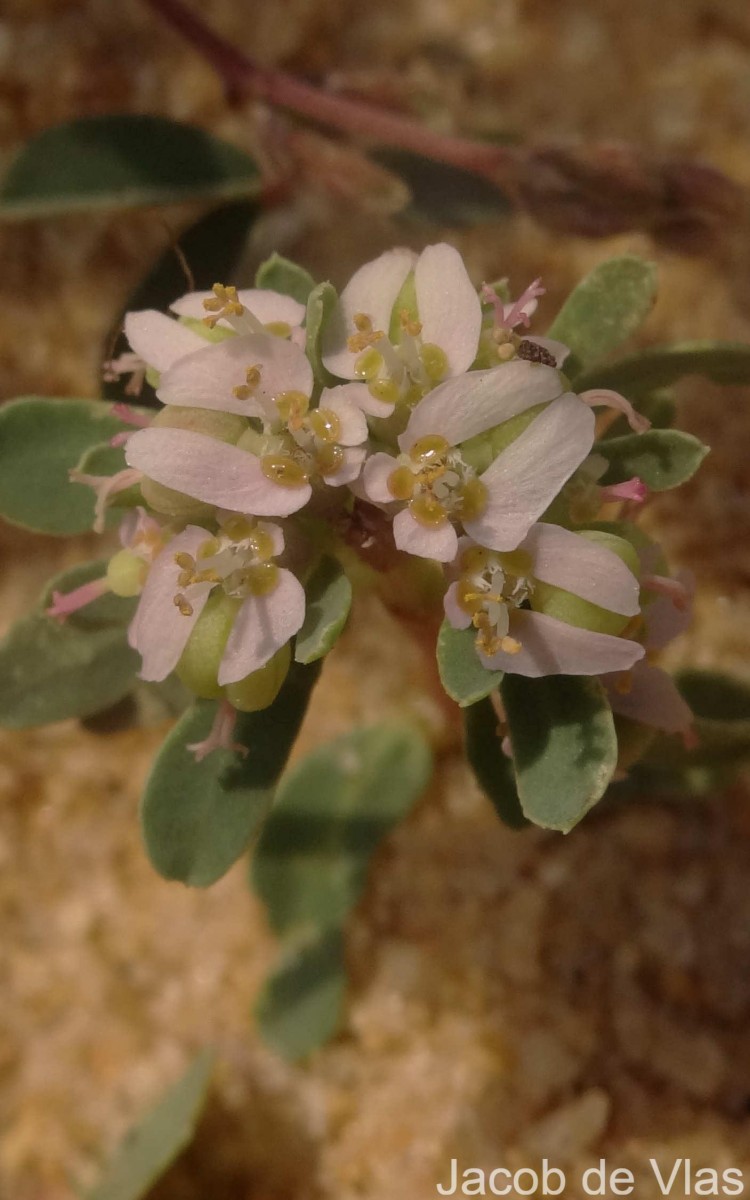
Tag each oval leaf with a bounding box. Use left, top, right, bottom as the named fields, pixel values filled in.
left=141, top=661, right=321, bottom=887
left=596, top=429, right=708, bottom=491
left=0, top=397, right=126, bottom=534
left=575, top=340, right=750, bottom=395
left=0, top=115, right=260, bottom=220
left=295, top=556, right=352, bottom=664
left=436, top=620, right=504, bottom=707
left=252, top=723, right=432, bottom=934
left=255, top=253, right=316, bottom=304
left=87, top=1049, right=215, bottom=1200
left=255, top=926, right=346, bottom=1063
left=548, top=256, right=657, bottom=378
left=502, top=675, right=618, bottom=832
left=372, top=148, right=513, bottom=227
left=463, top=697, right=527, bottom=829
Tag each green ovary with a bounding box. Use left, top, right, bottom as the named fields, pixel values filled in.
left=176, top=591, right=240, bottom=699
left=530, top=580, right=630, bottom=637
left=226, top=642, right=291, bottom=712
left=461, top=403, right=548, bottom=473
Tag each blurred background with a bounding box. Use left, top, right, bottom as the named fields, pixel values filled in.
left=2, top=1, right=750, bottom=1197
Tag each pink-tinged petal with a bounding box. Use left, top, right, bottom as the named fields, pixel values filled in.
left=523, top=336, right=570, bottom=368
left=643, top=569, right=695, bottom=649
left=125, top=428, right=312, bottom=516
left=606, top=662, right=694, bottom=733
left=187, top=698, right=249, bottom=762
left=170, top=288, right=305, bottom=328
left=218, top=569, right=306, bottom=684
left=321, top=247, right=416, bottom=378
left=521, top=523, right=640, bottom=616
left=128, top=526, right=214, bottom=681
left=362, top=452, right=399, bottom=504
left=393, top=508, right=458, bottom=562
left=414, top=243, right=482, bottom=376
left=324, top=447, right=367, bottom=487
left=600, top=477, right=648, bottom=504
left=443, top=581, right=473, bottom=629
left=257, top=520, right=285, bottom=558
left=500, top=278, right=545, bottom=329
left=157, top=333, right=313, bottom=415
left=124, top=311, right=204, bottom=373
left=478, top=609, right=645, bottom=676
left=465, top=393, right=595, bottom=551
left=319, top=388, right=368, bottom=445
left=580, top=388, right=651, bottom=434
left=399, top=359, right=564, bottom=452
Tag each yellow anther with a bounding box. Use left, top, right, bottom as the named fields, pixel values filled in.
left=368, top=378, right=401, bottom=406
left=232, top=365, right=262, bottom=400
left=177, top=569, right=193, bottom=588
left=203, top=283, right=245, bottom=328
left=174, top=551, right=196, bottom=570
left=307, top=408, right=342, bottom=443
left=352, top=347, right=384, bottom=378
left=500, top=636, right=522, bottom=655
left=353, top=312, right=373, bottom=332
left=264, top=320, right=292, bottom=338
left=399, top=308, right=422, bottom=337
left=387, top=465, right=416, bottom=501
left=173, top=593, right=194, bottom=617
left=193, top=569, right=222, bottom=585
left=276, top=390, right=309, bottom=428
left=457, top=477, right=488, bottom=521
left=316, top=443, right=345, bottom=476
left=409, top=434, right=450, bottom=465
left=261, top=454, right=309, bottom=488
left=410, top=493, right=448, bottom=528
left=419, top=343, right=448, bottom=383
left=246, top=562, right=280, bottom=597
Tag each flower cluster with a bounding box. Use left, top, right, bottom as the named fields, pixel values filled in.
left=56, top=244, right=695, bottom=758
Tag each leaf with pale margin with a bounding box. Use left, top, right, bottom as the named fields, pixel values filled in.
left=86, top=1049, right=215, bottom=1200
left=436, top=620, right=504, bottom=707
left=0, top=397, right=126, bottom=534
left=141, top=661, right=321, bottom=887
left=255, top=926, right=346, bottom=1062
left=255, top=253, right=315, bottom=304
left=596, top=429, right=708, bottom=491
left=0, top=561, right=138, bottom=729
left=0, top=115, right=260, bottom=220
left=464, top=697, right=527, bottom=829
left=252, top=724, right=432, bottom=934
left=295, top=556, right=352, bottom=664
left=502, top=675, right=617, bottom=832
left=306, top=281, right=339, bottom=388
left=548, top=256, right=657, bottom=379
left=575, top=340, right=750, bottom=395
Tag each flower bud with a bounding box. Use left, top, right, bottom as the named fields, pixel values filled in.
left=225, top=642, right=291, bottom=712
left=175, top=591, right=240, bottom=699
left=530, top=529, right=640, bottom=637
left=106, top=548, right=146, bottom=597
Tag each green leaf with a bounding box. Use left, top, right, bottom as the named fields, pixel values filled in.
left=0, top=397, right=125, bottom=534
left=502, top=675, right=618, bottom=832
left=255, top=253, right=316, bottom=304
left=102, top=200, right=260, bottom=406
left=575, top=340, right=750, bottom=395
left=252, top=724, right=432, bottom=934
left=371, top=148, right=513, bottom=226
left=81, top=677, right=192, bottom=736
left=87, top=1048, right=215, bottom=1200
left=0, top=115, right=260, bottom=220
left=548, top=256, right=658, bottom=378
left=255, top=926, right=346, bottom=1062
left=141, top=661, right=321, bottom=887
left=306, top=280, right=339, bottom=388
left=295, top=556, right=352, bottom=664
left=595, top=429, right=709, bottom=491
left=0, top=561, right=138, bottom=729
left=463, top=697, right=527, bottom=829
left=436, top=620, right=504, bottom=707
left=677, top=669, right=750, bottom=720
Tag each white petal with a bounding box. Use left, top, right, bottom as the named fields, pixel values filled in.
left=465, top=393, right=595, bottom=550
left=125, top=428, right=312, bottom=516
left=217, top=569, right=306, bottom=683
left=320, top=247, right=416, bottom=378
left=606, top=662, right=693, bottom=733
left=393, top=508, right=458, bottom=562
left=644, top=570, right=695, bottom=649
left=256, top=520, right=285, bottom=557
left=443, top=581, right=473, bottom=629
left=170, top=288, right=305, bottom=328
left=324, top=447, right=367, bottom=487
left=414, top=243, right=482, bottom=376
left=362, top=452, right=399, bottom=504
left=157, top=333, right=313, bottom=415
left=128, top=525, right=213, bottom=681
left=319, top=387, right=368, bottom=445
left=124, top=311, right=205, bottom=373
left=399, top=359, right=564, bottom=452
left=478, top=609, right=645, bottom=676
left=521, top=523, right=640, bottom=616
left=334, top=380, right=395, bottom=418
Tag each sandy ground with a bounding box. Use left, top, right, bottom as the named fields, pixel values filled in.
left=2, top=1, right=750, bottom=1197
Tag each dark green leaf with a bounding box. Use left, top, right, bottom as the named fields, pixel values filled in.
left=371, top=148, right=512, bottom=226
left=464, top=697, right=527, bottom=828
left=255, top=926, right=346, bottom=1062
left=0, top=397, right=125, bottom=534
left=0, top=115, right=260, bottom=220
left=306, top=281, right=339, bottom=388
left=677, top=669, right=750, bottom=720
left=81, top=677, right=192, bottom=735
left=87, top=1049, right=215, bottom=1200
left=141, top=661, right=321, bottom=887
left=252, top=723, right=432, bottom=934
left=596, top=429, right=708, bottom=491
left=575, top=340, right=750, bottom=395
left=548, top=256, right=657, bottom=378
left=0, top=561, right=138, bottom=729
left=436, top=620, right=504, bottom=707
left=502, top=675, right=617, bottom=832
left=295, top=556, right=352, bottom=664
left=255, top=253, right=315, bottom=304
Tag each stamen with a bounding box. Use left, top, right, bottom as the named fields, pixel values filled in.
left=399, top=308, right=422, bottom=338
left=173, top=594, right=194, bottom=617
left=232, top=365, right=263, bottom=401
